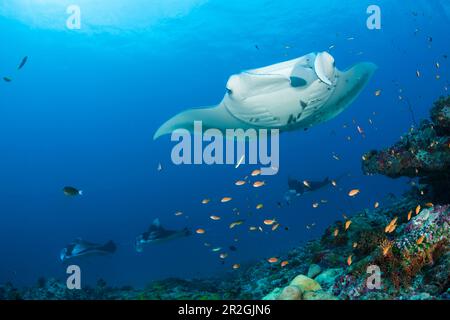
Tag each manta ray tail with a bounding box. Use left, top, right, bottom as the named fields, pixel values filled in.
left=153, top=104, right=245, bottom=140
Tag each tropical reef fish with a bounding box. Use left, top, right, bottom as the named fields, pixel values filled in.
left=18, top=56, right=28, bottom=70
left=268, top=257, right=278, bottom=263
left=153, top=52, right=376, bottom=139
left=229, top=220, right=244, bottom=229
left=221, top=197, right=232, bottom=203
left=3, top=76, right=12, bottom=82
left=135, top=219, right=190, bottom=252
left=60, top=238, right=116, bottom=262
left=63, top=186, right=83, bottom=196
left=253, top=181, right=265, bottom=188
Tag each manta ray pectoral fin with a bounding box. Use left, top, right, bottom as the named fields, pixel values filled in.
left=153, top=103, right=246, bottom=140
left=321, top=61, right=377, bottom=121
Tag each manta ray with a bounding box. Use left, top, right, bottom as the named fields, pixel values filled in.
left=135, top=219, right=191, bottom=252
left=153, top=51, right=377, bottom=139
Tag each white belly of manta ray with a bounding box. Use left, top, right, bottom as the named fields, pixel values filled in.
left=153, top=51, right=377, bottom=139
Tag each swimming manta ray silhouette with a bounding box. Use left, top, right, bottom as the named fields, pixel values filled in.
left=154, top=51, right=377, bottom=139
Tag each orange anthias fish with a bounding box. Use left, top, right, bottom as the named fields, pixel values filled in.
left=253, top=181, right=265, bottom=188
left=221, top=197, right=232, bottom=203
left=280, top=261, right=289, bottom=267
left=333, top=228, right=339, bottom=237
left=196, top=228, right=206, bottom=234
left=210, top=215, right=221, bottom=221
left=347, top=255, right=353, bottom=266
left=202, top=199, right=211, bottom=204
left=271, top=223, right=280, bottom=231
left=264, top=219, right=276, bottom=226
left=235, top=180, right=246, bottom=186
left=407, top=210, right=412, bottom=221
left=416, top=235, right=426, bottom=245
left=374, top=202, right=380, bottom=208
left=385, top=217, right=398, bottom=234
left=268, top=257, right=278, bottom=263
left=232, top=264, right=240, bottom=270
left=381, top=239, right=393, bottom=256
left=348, top=189, right=360, bottom=197
left=345, top=220, right=352, bottom=230
left=415, top=205, right=421, bottom=215
left=425, top=202, right=434, bottom=208
left=251, top=169, right=261, bottom=176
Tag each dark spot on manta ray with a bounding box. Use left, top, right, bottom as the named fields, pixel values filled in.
left=290, top=76, right=307, bottom=87
left=299, top=100, right=307, bottom=108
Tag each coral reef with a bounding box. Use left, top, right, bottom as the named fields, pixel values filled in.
left=1, top=96, right=449, bottom=301
left=362, top=96, right=450, bottom=204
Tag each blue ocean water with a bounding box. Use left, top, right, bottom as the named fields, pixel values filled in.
left=0, top=0, right=448, bottom=288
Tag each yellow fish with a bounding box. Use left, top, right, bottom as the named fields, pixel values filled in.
left=229, top=220, right=244, bottom=229
left=345, top=220, right=352, bottom=230
left=256, top=204, right=264, bottom=210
